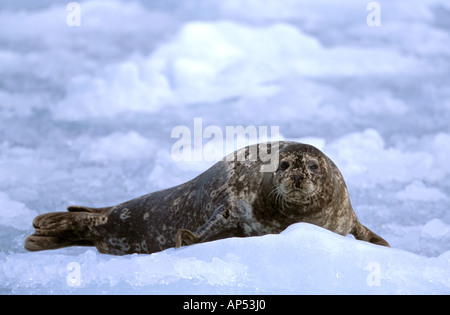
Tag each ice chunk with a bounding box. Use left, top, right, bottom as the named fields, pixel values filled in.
left=325, top=129, right=435, bottom=187
left=53, top=20, right=426, bottom=120
left=1, top=223, right=449, bottom=294
left=0, top=192, right=37, bottom=230
left=421, top=219, right=450, bottom=239
left=53, top=60, right=173, bottom=120
left=350, top=91, right=409, bottom=116
left=75, top=131, right=155, bottom=162
left=397, top=181, right=448, bottom=201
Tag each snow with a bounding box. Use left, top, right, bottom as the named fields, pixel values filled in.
left=1, top=0, right=450, bottom=294
left=1, top=223, right=449, bottom=294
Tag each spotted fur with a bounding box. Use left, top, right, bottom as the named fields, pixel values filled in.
left=25, top=142, right=389, bottom=255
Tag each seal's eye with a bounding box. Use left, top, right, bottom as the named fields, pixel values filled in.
left=279, top=161, right=290, bottom=171
left=308, top=162, right=319, bottom=172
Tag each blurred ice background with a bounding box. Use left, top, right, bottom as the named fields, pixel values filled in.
left=0, top=0, right=449, bottom=294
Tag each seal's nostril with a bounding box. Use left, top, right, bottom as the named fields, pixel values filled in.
left=293, top=175, right=302, bottom=185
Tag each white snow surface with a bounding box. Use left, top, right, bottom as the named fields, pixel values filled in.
left=1, top=0, right=450, bottom=294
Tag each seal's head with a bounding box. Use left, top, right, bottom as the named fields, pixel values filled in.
left=273, top=143, right=332, bottom=205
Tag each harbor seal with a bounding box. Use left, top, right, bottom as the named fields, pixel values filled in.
left=24, top=141, right=389, bottom=255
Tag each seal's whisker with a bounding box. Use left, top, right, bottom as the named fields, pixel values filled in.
left=307, top=193, right=313, bottom=211
left=268, top=186, right=278, bottom=199
left=282, top=192, right=290, bottom=210
left=275, top=189, right=283, bottom=207
left=275, top=187, right=291, bottom=212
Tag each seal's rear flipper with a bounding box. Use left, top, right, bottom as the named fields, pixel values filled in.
left=24, top=235, right=94, bottom=251
left=24, top=212, right=99, bottom=252
left=67, top=205, right=112, bottom=214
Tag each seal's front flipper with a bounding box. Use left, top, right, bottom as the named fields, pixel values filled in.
left=351, top=223, right=390, bottom=247
left=175, top=205, right=236, bottom=248
left=175, top=229, right=200, bottom=248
